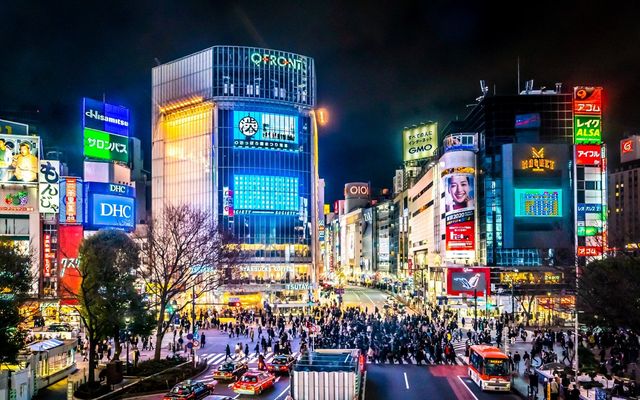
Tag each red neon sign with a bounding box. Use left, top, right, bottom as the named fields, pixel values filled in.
left=577, top=246, right=602, bottom=257
left=574, top=87, right=602, bottom=115
left=575, top=145, right=602, bottom=166
left=622, top=139, right=634, bottom=154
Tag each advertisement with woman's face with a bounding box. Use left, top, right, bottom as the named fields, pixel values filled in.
left=445, top=174, right=474, bottom=212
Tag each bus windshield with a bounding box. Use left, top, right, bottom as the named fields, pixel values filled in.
left=483, top=358, right=509, bottom=376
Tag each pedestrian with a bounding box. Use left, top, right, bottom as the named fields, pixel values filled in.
left=225, top=344, right=231, bottom=360
left=201, top=332, right=206, bottom=346
left=513, top=351, right=521, bottom=373
left=550, top=377, right=559, bottom=400
left=568, top=384, right=580, bottom=400
left=245, top=344, right=249, bottom=357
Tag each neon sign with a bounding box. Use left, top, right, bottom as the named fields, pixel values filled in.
left=521, top=147, right=555, bottom=172
left=250, top=52, right=305, bottom=71
left=622, top=139, right=634, bottom=154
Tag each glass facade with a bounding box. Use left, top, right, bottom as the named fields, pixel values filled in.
left=152, top=46, right=317, bottom=295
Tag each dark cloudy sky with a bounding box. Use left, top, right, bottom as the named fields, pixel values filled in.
left=1, top=1, right=639, bottom=202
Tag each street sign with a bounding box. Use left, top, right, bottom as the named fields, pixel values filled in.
left=186, top=342, right=193, bottom=349
left=193, top=340, right=200, bottom=348
left=187, top=333, right=194, bottom=341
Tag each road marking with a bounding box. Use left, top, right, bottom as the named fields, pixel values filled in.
left=362, top=291, right=376, bottom=308
left=274, top=385, right=290, bottom=400
left=208, top=354, right=226, bottom=365
left=404, top=372, right=409, bottom=389
left=233, top=395, right=241, bottom=399
left=275, top=376, right=281, bottom=382
left=457, top=376, right=479, bottom=400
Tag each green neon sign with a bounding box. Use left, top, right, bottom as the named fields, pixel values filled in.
left=574, top=115, right=601, bottom=144
left=577, top=226, right=599, bottom=236
left=84, top=128, right=129, bottom=163
left=250, top=52, right=305, bottom=71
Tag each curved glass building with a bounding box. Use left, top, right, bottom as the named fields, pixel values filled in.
left=152, top=46, right=318, bottom=307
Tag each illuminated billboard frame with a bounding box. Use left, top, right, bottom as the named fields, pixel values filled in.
left=403, top=122, right=438, bottom=162
left=574, top=115, right=602, bottom=144
left=515, top=189, right=563, bottom=217
left=0, top=135, right=40, bottom=184
left=233, top=175, right=299, bottom=215
left=84, top=128, right=129, bottom=163
left=85, top=182, right=136, bottom=231
left=83, top=97, right=130, bottom=137
left=233, top=111, right=299, bottom=151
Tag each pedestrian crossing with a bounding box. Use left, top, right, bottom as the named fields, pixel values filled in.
left=198, top=351, right=300, bottom=367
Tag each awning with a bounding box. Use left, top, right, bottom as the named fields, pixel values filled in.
left=29, top=339, right=64, bottom=352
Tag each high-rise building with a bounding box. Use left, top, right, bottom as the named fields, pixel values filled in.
left=609, top=135, right=640, bottom=248
left=151, top=46, right=318, bottom=307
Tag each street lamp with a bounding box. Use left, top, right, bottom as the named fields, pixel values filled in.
left=511, top=269, right=519, bottom=322
left=124, top=316, right=130, bottom=375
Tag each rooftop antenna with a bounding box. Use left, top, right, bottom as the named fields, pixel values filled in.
left=517, top=57, right=520, bottom=94
left=479, top=80, right=489, bottom=96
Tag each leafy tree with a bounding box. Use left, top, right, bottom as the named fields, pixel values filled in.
left=0, top=243, right=32, bottom=365
left=135, top=205, right=242, bottom=361
left=578, top=256, right=640, bottom=331
left=76, top=230, right=152, bottom=384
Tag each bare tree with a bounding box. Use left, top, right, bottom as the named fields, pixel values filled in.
left=135, top=204, right=242, bottom=361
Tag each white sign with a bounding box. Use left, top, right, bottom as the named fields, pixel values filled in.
left=39, top=160, right=60, bottom=214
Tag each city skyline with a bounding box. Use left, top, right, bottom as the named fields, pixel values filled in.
left=1, top=1, right=639, bottom=201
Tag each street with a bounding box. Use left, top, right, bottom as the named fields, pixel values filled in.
left=123, top=286, right=523, bottom=400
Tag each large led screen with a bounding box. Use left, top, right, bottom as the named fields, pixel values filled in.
left=0, top=135, right=40, bottom=183
left=233, top=111, right=298, bottom=151
left=83, top=97, right=130, bottom=137
left=233, top=175, right=299, bottom=215
left=515, top=189, right=562, bottom=217
left=85, top=182, right=136, bottom=231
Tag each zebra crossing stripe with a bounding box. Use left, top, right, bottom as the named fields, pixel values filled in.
left=207, top=354, right=227, bottom=365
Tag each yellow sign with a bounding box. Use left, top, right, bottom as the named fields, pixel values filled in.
left=521, top=147, right=555, bottom=172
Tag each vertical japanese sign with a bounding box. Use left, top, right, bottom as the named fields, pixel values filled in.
left=39, top=160, right=60, bottom=213
left=58, top=225, right=84, bottom=299
left=43, top=233, right=53, bottom=278
left=66, top=178, right=78, bottom=223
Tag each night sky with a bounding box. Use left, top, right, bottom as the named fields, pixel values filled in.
left=1, top=1, right=639, bottom=202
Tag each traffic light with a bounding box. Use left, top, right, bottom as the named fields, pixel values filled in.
left=228, top=301, right=241, bottom=307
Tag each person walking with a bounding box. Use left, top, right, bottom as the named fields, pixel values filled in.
left=225, top=344, right=231, bottom=361
left=201, top=332, right=206, bottom=346
left=550, top=377, right=560, bottom=400
left=513, top=351, right=521, bottom=374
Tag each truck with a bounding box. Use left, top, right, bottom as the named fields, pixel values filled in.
left=290, top=349, right=365, bottom=400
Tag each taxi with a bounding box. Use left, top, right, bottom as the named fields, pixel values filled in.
left=163, top=380, right=213, bottom=400
left=266, top=354, right=295, bottom=374
left=232, top=371, right=276, bottom=395
left=212, top=360, right=248, bottom=381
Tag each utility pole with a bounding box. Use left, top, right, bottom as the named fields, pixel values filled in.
left=191, top=285, right=196, bottom=367
left=474, top=288, right=478, bottom=330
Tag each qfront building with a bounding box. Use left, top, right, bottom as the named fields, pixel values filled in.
left=152, top=46, right=318, bottom=309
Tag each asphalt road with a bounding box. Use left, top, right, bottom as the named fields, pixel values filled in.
left=42, top=286, right=524, bottom=400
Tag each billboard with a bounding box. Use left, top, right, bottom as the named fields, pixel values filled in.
left=0, top=135, right=39, bottom=183
left=58, top=225, right=83, bottom=299
left=344, top=182, right=370, bottom=199
left=59, top=178, right=84, bottom=224
left=233, top=175, right=299, bottom=215
left=39, top=160, right=60, bottom=214
left=575, top=145, right=602, bottom=166
left=85, top=182, right=136, bottom=231
left=441, top=151, right=476, bottom=256
left=573, top=87, right=602, bottom=115
left=233, top=111, right=298, bottom=151
left=443, top=133, right=477, bottom=153
left=515, top=189, right=563, bottom=217
left=43, top=233, right=54, bottom=278
left=515, top=113, right=541, bottom=129
left=84, top=128, right=129, bottom=163
left=446, top=267, right=491, bottom=296
left=0, top=186, right=37, bottom=212
left=0, top=118, right=29, bottom=136
left=403, top=122, right=438, bottom=162
left=574, top=115, right=602, bottom=144
left=83, top=98, right=130, bottom=137
left=620, top=136, right=640, bottom=164
left=223, top=187, right=234, bottom=217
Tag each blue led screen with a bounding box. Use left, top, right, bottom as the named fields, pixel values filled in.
left=233, top=175, right=299, bottom=215
left=515, top=189, right=562, bottom=217
left=83, top=97, right=130, bottom=137
left=233, top=111, right=298, bottom=151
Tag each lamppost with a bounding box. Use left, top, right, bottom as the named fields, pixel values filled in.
left=511, top=268, right=519, bottom=322
left=191, top=285, right=196, bottom=367
left=124, top=316, right=130, bottom=375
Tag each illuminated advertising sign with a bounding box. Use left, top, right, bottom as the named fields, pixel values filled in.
left=573, top=87, right=603, bottom=115
left=84, top=128, right=129, bottom=163
left=577, top=246, right=602, bottom=257
left=59, top=178, right=84, bottom=224
left=250, top=52, right=306, bottom=71
left=515, top=113, right=541, bottom=129
left=0, top=187, right=37, bottom=212
left=0, top=135, right=39, bottom=184
left=83, top=98, right=130, bottom=137
left=446, top=267, right=491, bottom=296
left=577, top=226, right=600, bottom=236
left=223, top=187, right=234, bottom=217
left=574, top=115, right=601, bottom=144
left=443, top=133, right=477, bottom=152
left=403, top=122, right=438, bottom=162
left=233, top=175, right=299, bottom=215
left=43, top=233, right=54, bottom=278
left=0, top=118, right=29, bottom=136
left=575, top=145, right=602, bottom=166
left=515, top=189, right=562, bottom=217
left=233, top=111, right=298, bottom=151
left=622, top=139, right=634, bottom=154
left=39, top=160, right=60, bottom=214
left=85, top=182, right=136, bottom=231
left=344, top=182, right=370, bottom=199
left=441, top=151, right=476, bottom=257
left=520, top=147, right=555, bottom=172
left=58, top=225, right=83, bottom=299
